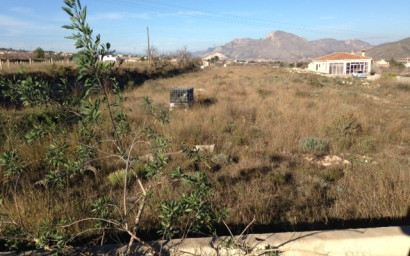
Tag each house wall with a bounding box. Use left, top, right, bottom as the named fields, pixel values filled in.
left=308, top=61, right=328, bottom=73
left=309, top=59, right=372, bottom=75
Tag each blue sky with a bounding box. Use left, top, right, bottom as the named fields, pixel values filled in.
left=1, top=0, right=409, bottom=54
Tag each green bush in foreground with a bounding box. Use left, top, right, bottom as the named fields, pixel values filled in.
left=0, top=0, right=225, bottom=254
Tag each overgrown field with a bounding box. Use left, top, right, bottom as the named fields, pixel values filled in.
left=132, top=66, right=410, bottom=226
left=1, top=65, right=409, bottom=249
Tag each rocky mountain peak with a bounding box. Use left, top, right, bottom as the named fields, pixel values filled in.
left=199, top=31, right=373, bottom=61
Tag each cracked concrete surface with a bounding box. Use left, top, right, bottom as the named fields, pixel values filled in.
left=164, top=226, right=410, bottom=256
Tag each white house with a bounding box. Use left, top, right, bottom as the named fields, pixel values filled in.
left=397, top=58, right=410, bottom=68
left=375, top=59, right=389, bottom=67
left=203, top=53, right=227, bottom=61
left=308, top=51, right=372, bottom=76
left=101, top=55, right=118, bottom=62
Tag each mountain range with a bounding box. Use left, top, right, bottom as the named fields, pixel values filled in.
left=198, top=31, right=409, bottom=61
left=366, top=37, right=410, bottom=60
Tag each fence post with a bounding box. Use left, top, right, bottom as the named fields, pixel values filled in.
left=0, top=60, right=3, bottom=70
left=29, top=58, right=32, bottom=66
left=7, top=59, right=10, bottom=68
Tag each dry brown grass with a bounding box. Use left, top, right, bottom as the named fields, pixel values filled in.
left=1, top=65, right=409, bottom=239
left=0, top=59, right=153, bottom=76
left=0, top=60, right=77, bottom=75
left=125, top=66, right=410, bottom=226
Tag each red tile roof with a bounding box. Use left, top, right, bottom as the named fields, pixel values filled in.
left=313, top=52, right=372, bottom=61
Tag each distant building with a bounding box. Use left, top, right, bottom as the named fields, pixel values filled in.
left=397, top=58, right=410, bottom=68
left=375, top=59, right=389, bottom=67
left=203, top=53, right=227, bottom=61
left=308, top=50, right=372, bottom=76
left=101, top=55, right=118, bottom=62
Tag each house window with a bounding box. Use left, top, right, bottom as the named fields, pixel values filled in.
left=346, top=62, right=368, bottom=74
left=329, top=63, right=343, bottom=75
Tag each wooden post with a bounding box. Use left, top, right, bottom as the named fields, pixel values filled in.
left=7, top=59, right=10, bottom=68
left=0, top=60, right=3, bottom=70
left=147, top=26, right=151, bottom=65
left=29, top=58, right=32, bottom=66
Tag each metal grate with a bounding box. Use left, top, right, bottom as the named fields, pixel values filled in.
left=170, top=87, right=194, bottom=108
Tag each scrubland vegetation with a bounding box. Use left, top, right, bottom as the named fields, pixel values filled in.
left=136, top=66, right=410, bottom=223
left=0, top=1, right=409, bottom=254
left=1, top=64, right=409, bottom=251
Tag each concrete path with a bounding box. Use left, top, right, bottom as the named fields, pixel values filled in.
left=165, top=226, right=410, bottom=256
left=2, top=226, right=409, bottom=255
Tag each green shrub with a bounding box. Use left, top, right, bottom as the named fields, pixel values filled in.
left=2, top=226, right=28, bottom=251
left=300, top=136, right=329, bottom=154
left=336, top=138, right=353, bottom=152
left=108, top=169, right=133, bottom=187
left=320, top=168, right=344, bottom=183
left=211, top=153, right=231, bottom=166
left=0, top=150, right=27, bottom=180
left=357, top=137, right=377, bottom=154
left=389, top=59, right=405, bottom=69
left=383, top=72, right=397, bottom=78
left=327, top=114, right=362, bottom=138
left=159, top=169, right=227, bottom=239
left=221, top=123, right=236, bottom=134
left=234, top=134, right=249, bottom=145
left=270, top=171, right=293, bottom=185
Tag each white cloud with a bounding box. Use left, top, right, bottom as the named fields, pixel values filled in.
left=220, top=11, right=252, bottom=16
left=89, top=12, right=124, bottom=21
left=157, top=10, right=207, bottom=18
left=0, top=15, right=32, bottom=35
left=89, top=12, right=151, bottom=21
left=0, top=14, right=64, bottom=37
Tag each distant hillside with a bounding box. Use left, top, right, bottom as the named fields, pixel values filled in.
left=199, top=31, right=372, bottom=61
left=310, top=38, right=371, bottom=54
left=366, top=37, right=410, bottom=60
